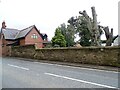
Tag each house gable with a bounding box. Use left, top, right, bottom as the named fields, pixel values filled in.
left=1, top=21, right=48, bottom=48
left=23, top=26, right=43, bottom=48
left=24, top=25, right=41, bottom=38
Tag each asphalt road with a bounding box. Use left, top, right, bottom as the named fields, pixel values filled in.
left=1, top=57, right=119, bottom=88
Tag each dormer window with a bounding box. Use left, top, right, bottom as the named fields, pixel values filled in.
left=41, top=33, right=48, bottom=41
left=31, top=34, right=38, bottom=39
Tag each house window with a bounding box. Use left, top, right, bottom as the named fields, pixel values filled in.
left=31, top=34, right=38, bottom=39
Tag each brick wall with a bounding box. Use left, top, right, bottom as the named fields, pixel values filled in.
left=0, top=39, right=11, bottom=56
left=24, top=28, right=43, bottom=48
left=0, top=46, right=2, bottom=57
left=0, top=40, right=2, bottom=57
left=0, top=38, right=15, bottom=56
left=20, top=39, right=25, bottom=46
left=10, top=45, right=120, bottom=67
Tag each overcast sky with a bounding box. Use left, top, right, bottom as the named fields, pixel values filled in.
left=0, top=0, right=119, bottom=40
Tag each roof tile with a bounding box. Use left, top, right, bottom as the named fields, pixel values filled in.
left=1, top=25, right=35, bottom=40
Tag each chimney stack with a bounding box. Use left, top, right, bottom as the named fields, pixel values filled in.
left=2, top=21, right=6, bottom=29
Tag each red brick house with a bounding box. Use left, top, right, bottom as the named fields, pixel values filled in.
left=0, top=21, right=48, bottom=56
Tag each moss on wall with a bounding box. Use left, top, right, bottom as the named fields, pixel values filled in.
left=11, top=45, right=120, bottom=67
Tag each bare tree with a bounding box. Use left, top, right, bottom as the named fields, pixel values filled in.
left=101, top=26, right=118, bottom=46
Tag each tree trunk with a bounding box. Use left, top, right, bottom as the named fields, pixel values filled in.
left=103, top=27, right=113, bottom=46
left=91, top=7, right=101, bottom=46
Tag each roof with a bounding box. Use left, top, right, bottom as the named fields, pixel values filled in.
left=40, top=33, right=48, bottom=40
left=15, top=25, right=34, bottom=39
left=1, top=28, right=19, bottom=40
left=0, top=25, right=40, bottom=40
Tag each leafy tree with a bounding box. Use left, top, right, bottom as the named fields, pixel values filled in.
left=52, top=28, right=66, bottom=47
left=54, top=7, right=117, bottom=46
left=66, top=7, right=103, bottom=46
left=60, top=23, right=75, bottom=47
left=66, top=16, right=92, bottom=46
left=66, top=24, right=75, bottom=46
left=58, top=16, right=92, bottom=47
left=76, top=16, right=92, bottom=46
left=66, top=15, right=103, bottom=46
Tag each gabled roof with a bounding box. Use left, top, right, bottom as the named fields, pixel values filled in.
left=15, top=25, right=35, bottom=39
left=1, top=28, right=19, bottom=40
left=1, top=25, right=41, bottom=40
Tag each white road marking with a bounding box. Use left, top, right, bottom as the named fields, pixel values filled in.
left=55, top=64, right=63, bottom=67
left=35, top=62, right=118, bottom=73
left=60, top=65, right=119, bottom=74
left=45, top=72, right=117, bottom=88
left=8, top=64, right=29, bottom=71
left=34, top=62, right=55, bottom=65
